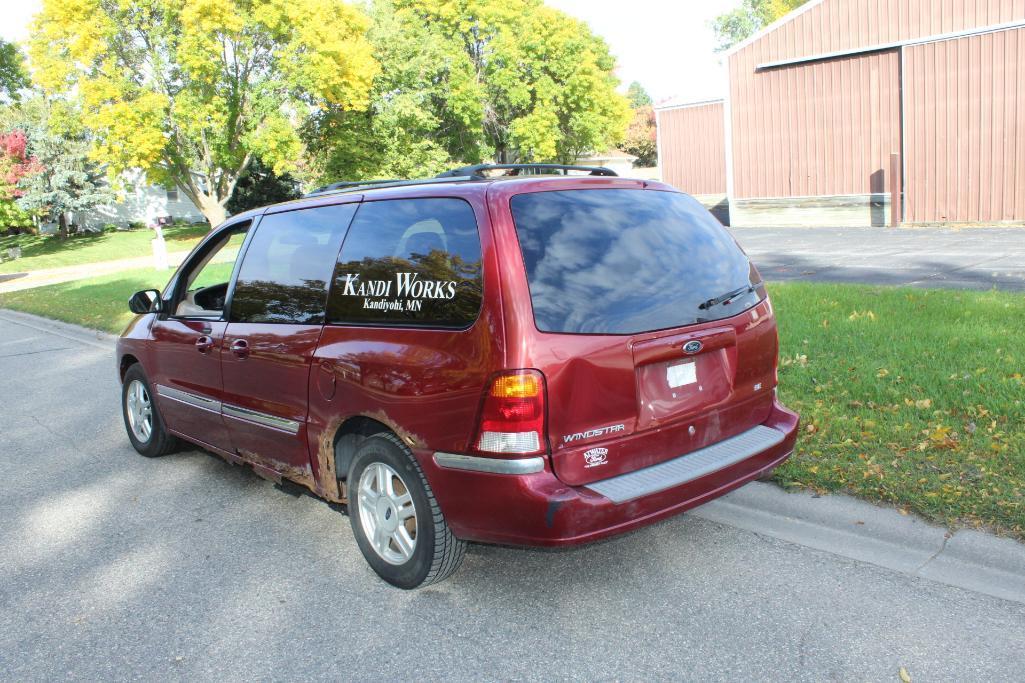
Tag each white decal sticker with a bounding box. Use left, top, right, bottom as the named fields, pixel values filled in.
left=340, top=272, right=458, bottom=312
left=583, top=447, right=608, bottom=468
left=563, top=423, right=626, bottom=444
left=667, top=361, right=697, bottom=388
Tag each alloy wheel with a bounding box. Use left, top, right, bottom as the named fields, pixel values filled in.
left=125, top=379, right=153, bottom=443
left=357, top=462, right=418, bottom=565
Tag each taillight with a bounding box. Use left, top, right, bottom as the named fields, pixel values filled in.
left=474, top=370, right=547, bottom=456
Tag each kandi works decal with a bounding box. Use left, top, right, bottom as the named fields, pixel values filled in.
left=339, top=272, right=458, bottom=312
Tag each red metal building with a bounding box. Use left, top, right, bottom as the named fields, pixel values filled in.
left=657, top=0, right=1025, bottom=226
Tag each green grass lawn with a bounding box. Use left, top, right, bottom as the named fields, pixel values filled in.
left=1, top=277, right=1022, bottom=538
left=0, top=266, right=173, bottom=331
left=0, top=223, right=209, bottom=274
left=771, top=283, right=1024, bottom=539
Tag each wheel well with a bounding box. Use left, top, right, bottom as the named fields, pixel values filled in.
left=119, top=354, right=140, bottom=381
left=333, top=416, right=394, bottom=482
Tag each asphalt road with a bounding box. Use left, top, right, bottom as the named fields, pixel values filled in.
left=2, top=314, right=1024, bottom=681
left=730, top=226, right=1025, bottom=291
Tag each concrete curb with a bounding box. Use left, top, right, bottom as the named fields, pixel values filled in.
left=3, top=308, right=1024, bottom=605
left=0, top=308, right=116, bottom=350
left=692, top=482, right=1025, bottom=605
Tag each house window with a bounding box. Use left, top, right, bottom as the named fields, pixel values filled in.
left=166, top=185, right=179, bottom=202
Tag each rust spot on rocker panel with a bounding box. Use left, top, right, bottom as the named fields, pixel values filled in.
left=237, top=448, right=318, bottom=492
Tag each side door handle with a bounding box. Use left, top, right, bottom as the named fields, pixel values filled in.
left=230, top=338, right=250, bottom=359
left=195, top=335, right=214, bottom=353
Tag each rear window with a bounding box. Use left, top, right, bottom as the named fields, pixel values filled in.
left=509, top=189, right=763, bottom=334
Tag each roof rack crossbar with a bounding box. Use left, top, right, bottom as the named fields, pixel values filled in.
left=302, top=176, right=473, bottom=198
left=436, top=163, right=617, bottom=178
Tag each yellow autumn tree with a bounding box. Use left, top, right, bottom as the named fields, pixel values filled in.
left=30, top=0, right=379, bottom=226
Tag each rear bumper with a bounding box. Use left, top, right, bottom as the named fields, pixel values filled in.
left=420, top=398, right=799, bottom=547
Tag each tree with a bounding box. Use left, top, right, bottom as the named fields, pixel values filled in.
left=0, top=130, right=41, bottom=231
left=626, top=81, right=652, bottom=108
left=712, top=0, right=809, bottom=51
left=312, top=0, right=630, bottom=178
left=622, top=105, right=657, bottom=168
left=306, top=0, right=483, bottom=182
left=14, top=100, right=113, bottom=239
left=31, top=0, right=379, bottom=227
left=0, top=40, right=29, bottom=102
left=226, top=158, right=302, bottom=215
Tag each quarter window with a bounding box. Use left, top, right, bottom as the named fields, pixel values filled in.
left=173, top=222, right=249, bottom=318
left=230, top=204, right=357, bottom=324
left=327, top=198, right=484, bottom=328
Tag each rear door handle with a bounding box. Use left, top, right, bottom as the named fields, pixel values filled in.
left=195, top=335, right=214, bottom=353
left=230, top=338, right=250, bottom=359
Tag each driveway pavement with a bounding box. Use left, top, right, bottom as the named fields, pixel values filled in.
left=730, top=226, right=1025, bottom=291
left=1, top=313, right=1024, bottom=681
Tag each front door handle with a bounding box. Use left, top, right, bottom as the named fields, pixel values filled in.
left=230, top=338, right=250, bottom=359
left=195, top=335, right=214, bottom=353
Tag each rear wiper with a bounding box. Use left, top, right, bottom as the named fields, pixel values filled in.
left=698, top=282, right=761, bottom=310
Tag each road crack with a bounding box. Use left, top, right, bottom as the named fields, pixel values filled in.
left=914, top=532, right=953, bottom=573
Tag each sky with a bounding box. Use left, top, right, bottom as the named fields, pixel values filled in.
left=1, top=0, right=738, bottom=105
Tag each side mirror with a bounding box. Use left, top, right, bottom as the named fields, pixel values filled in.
left=128, top=289, right=163, bottom=314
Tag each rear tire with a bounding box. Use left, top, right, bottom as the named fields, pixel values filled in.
left=347, top=433, right=466, bottom=589
left=121, top=364, right=178, bottom=458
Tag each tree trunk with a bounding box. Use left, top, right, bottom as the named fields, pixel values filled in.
left=57, top=212, right=68, bottom=240
left=195, top=194, right=227, bottom=229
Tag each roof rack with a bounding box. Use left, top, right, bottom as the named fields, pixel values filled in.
left=302, top=176, right=472, bottom=198
left=305, top=179, right=401, bottom=196
left=436, top=163, right=617, bottom=178
left=302, top=163, right=617, bottom=198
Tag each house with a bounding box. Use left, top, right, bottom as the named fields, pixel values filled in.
left=657, top=0, right=1025, bottom=227
left=43, top=170, right=206, bottom=234
left=575, top=149, right=638, bottom=177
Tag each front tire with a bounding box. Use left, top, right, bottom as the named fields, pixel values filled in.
left=348, top=433, right=466, bottom=589
left=121, top=364, right=178, bottom=457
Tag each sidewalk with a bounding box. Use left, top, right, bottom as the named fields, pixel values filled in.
left=0, top=250, right=192, bottom=294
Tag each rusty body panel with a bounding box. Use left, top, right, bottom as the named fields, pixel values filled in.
left=657, top=101, right=727, bottom=195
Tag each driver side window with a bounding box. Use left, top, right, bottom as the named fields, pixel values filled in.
left=173, top=222, right=250, bottom=318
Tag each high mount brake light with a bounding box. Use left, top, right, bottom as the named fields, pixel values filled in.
left=474, top=370, right=547, bottom=456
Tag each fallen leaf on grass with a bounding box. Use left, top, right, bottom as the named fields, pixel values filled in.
left=848, top=309, right=877, bottom=321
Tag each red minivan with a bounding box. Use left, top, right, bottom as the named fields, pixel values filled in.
left=117, top=165, right=798, bottom=588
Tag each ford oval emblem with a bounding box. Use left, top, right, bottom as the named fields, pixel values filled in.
left=683, top=340, right=703, bottom=354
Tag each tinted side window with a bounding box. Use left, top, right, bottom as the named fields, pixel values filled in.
left=327, top=198, right=483, bottom=328
left=230, top=204, right=357, bottom=324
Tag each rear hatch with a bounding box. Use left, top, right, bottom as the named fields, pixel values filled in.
left=508, top=188, right=778, bottom=486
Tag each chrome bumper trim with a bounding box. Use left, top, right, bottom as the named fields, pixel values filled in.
left=155, top=384, right=222, bottom=414
left=586, top=425, right=787, bottom=504
left=222, top=404, right=301, bottom=435
left=433, top=452, right=545, bottom=475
